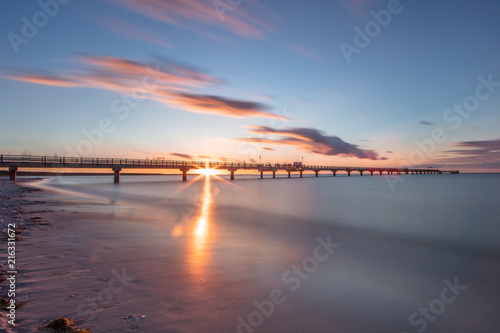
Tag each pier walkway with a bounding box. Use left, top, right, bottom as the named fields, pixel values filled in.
left=0, top=154, right=459, bottom=183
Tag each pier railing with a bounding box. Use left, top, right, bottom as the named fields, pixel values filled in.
left=0, top=154, right=459, bottom=182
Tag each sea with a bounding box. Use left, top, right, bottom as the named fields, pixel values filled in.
left=29, top=172, right=500, bottom=332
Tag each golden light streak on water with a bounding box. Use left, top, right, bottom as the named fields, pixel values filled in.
left=193, top=171, right=212, bottom=249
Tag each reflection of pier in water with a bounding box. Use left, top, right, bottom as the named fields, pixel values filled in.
left=1, top=154, right=459, bottom=183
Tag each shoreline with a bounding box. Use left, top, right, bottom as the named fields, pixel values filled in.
left=1, top=177, right=500, bottom=332
left=0, top=179, right=56, bottom=332
left=0, top=179, right=151, bottom=332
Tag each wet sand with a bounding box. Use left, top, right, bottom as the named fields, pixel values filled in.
left=1, top=177, right=499, bottom=332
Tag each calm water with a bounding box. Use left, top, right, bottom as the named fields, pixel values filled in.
left=35, top=173, right=500, bottom=332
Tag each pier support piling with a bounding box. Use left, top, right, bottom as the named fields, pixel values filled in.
left=332, top=171, right=336, bottom=177
left=180, top=167, right=190, bottom=181
left=227, top=168, right=237, bottom=180
left=315, top=171, right=319, bottom=177
left=9, top=166, right=18, bottom=181
left=288, top=171, right=291, bottom=178
left=112, top=167, right=122, bottom=183
left=272, top=170, right=276, bottom=178
left=260, top=171, right=263, bottom=179
left=300, top=170, right=303, bottom=178
left=360, top=171, right=363, bottom=176
left=347, top=171, right=351, bottom=176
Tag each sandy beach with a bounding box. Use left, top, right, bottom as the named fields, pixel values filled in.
left=0, top=179, right=161, bottom=332
left=1, top=175, right=500, bottom=333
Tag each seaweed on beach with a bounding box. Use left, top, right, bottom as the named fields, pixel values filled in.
left=28, top=216, right=51, bottom=226
left=38, top=317, right=92, bottom=333
left=0, top=297, right=26, bottom=311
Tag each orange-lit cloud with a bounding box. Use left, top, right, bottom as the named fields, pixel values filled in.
left=7, top=75, right=80, bottom=87
left=166, top=93, right=288, bottom=119
left=6, top=55, right=284, bottom=120
left=235, top=125, right=381, bottom=160
left=111, top=0, right=283, bottom=39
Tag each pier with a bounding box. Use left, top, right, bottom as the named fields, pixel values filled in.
left=0, top=154, right=459, bottom=183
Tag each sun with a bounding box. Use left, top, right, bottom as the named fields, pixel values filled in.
left=196, top=166, right=220, bottom=176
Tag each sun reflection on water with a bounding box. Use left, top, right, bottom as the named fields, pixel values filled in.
left=193, top=173, right=212, bottom=249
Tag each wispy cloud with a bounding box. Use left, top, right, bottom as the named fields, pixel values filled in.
left=111, top=0, right=283, bottom=39
left=434, top=138, right=500, bottom=170
left=143, top=150, right=169, bottom=157
left=262, top=147, right=275, bottom=151
left=251, top=94, right=276, bottom=101
left=418, top=120, right=434, bottom=126
left=5, top=55, right=285, bottom=120
left=447, top=139, right=500, bottom=156
left=101, top=16, right=176, bottom=49
left=282, top=42, right=322, bottom=61
left=165, top=93, right=287, bottom=119
left=234, top=126, right=380, bottom=160
left=171, top=153, right=193, bottom=159
left=354, top=112, right=368, bottom=118
left=337, top=0, right=376, bottom=17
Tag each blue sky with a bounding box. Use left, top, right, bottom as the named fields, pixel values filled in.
left=1, top=0, right=499, bottom=171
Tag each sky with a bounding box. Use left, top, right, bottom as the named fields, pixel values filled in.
left=1, top=0, right=500, bottom=172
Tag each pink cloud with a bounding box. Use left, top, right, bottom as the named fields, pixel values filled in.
left=337, top=0, right=377, bottom=17
left=6, top=55, right=284, bottom=120
left=100, top=16, right=176, bottom=49
left=111, top=0, right=283, bottom=39
left=283, top=42, right=322, bottom=61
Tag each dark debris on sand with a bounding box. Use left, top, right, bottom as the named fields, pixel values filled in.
left=0, top=297, right=25, bottom=311
left=38, top=317, right=92, bottom=333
